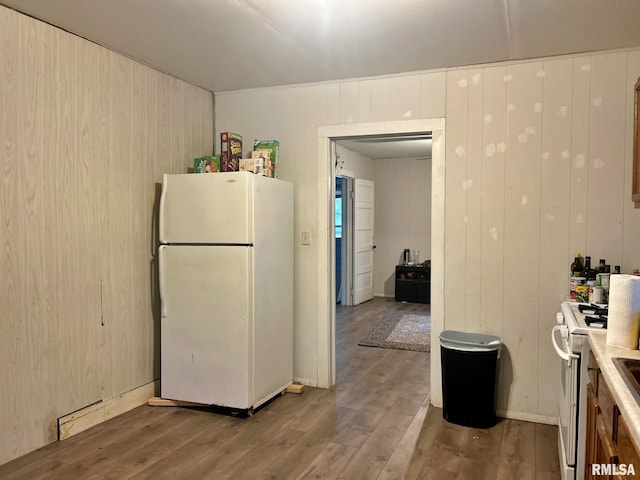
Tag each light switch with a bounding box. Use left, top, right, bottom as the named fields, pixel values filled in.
left=301, top=231, right=311, bottom=245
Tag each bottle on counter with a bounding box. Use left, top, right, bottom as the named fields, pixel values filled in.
left=599, top=258, right=606, bottom=272
left=584, top=256, right=597, bottom=282
left=570, top=253, right=585, bottom=277
left=570, top=253, right=586, bottom=300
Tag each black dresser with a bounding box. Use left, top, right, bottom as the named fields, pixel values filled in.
left=395, top=265, right=430, bottom=304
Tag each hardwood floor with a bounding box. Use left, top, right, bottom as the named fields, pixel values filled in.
left=0, top=297, right=560, bottom=479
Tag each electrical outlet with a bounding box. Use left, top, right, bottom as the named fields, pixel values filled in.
left=301, top=231, right=311, bottom=245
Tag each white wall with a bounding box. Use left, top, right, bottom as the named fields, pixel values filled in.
left=373, top=157, right=432, bottom=297
left=335, top=143, right=374, bottom=180
left=215, top=47, right=640, bottom=421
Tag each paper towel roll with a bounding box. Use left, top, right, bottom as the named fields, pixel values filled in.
left=606, top=274, right=640, bottom=349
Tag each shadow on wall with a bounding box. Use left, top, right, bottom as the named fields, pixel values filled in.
left=151, top=182, right=162, bottom=381
left=497, top=343, right=514, bottom=414
left=384, top=273, right=395, bottom=297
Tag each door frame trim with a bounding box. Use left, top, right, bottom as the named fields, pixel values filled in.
left=317, top=118, right=446, bottom=393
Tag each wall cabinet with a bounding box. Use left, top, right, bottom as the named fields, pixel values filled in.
left=586, top=351, right=640, bottom=479
left=395, top=265, right=430, bottom=304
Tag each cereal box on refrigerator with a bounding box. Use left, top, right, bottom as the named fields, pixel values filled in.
left=194, top=156, right=221, bottom=173
left=252, top=140, right=279, bottom=178
left=220, top=132, right=243, bottom=172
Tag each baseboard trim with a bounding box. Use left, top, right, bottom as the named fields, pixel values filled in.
left=429, top=401, right=558, bottom=426
left=58, top=380, right=159, bottom=440
left=293, top=377, right=317, bottom=388
left=496, top=409, right=558, bottom=426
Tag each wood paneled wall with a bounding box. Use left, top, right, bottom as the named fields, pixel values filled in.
left=216, top=48, right=640, bottom=421
left=0, top=6, right=213, bottom=465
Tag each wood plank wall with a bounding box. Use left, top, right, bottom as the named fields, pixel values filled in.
left=215, top=48, right=640, bottom=421
left=0, top=6, right=213, bottom=465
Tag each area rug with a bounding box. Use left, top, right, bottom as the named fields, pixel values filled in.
left=358, top=310, right=431, bottom=352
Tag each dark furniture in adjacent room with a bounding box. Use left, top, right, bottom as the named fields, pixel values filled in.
left=395, top=265, right=430, bottom=304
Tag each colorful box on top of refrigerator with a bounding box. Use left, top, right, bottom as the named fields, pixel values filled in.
left=252, top=140, right=279, bottom=178
left=220, top=132, right=243, bottom=172
left=194, top=156, right=221, bottom=173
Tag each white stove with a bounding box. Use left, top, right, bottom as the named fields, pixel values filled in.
left=554, top=301, right=608, bottom=480
left=561, top=302, right=608, bottom=336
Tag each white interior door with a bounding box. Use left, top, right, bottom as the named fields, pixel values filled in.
left=353, top=178, right=375, bottom=305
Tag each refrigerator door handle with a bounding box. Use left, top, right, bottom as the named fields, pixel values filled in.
left=158, top=245, right=167, bottom=318
left=158, top=173, right=168, bottom=242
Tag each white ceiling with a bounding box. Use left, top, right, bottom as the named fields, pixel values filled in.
left=3, top=0, right=640, bottom=93
left=337, top=135, right=432, bottom=160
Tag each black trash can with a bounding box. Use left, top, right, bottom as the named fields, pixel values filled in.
left=440, top=330, right=502, bottom=428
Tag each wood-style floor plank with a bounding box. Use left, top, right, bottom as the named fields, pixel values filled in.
left=0, top=297, right=560, bottom=479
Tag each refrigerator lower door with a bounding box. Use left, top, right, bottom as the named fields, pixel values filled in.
left=159, top=245, right=252, bottom=407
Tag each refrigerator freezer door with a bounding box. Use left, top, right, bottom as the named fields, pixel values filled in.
left=159, top=245, right=252, bottom=407
left=159, top=172, right=253, bottom=244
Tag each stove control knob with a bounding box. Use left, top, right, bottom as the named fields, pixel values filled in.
left=556, top=312, right=564, bottom=325
left=558, top=324, right=569, bottom=339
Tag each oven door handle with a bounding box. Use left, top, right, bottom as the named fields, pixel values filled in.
left=552, top=325, right=579, bottom=366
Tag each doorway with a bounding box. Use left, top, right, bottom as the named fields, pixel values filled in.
left=335, top=175, right=353, bottom=305
left=317, top=118, right=446, bottom=393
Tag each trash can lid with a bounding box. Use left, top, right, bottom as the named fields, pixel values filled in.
left=439, top=330, right=502, bottom=351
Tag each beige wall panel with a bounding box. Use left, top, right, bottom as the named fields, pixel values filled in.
left=170, top=78, right=185, bottom=172
left=106, top=51, right=135, bottom=398
left=479, top=65, right=508, bottom=408
left=373, top=160, right=395, bottom=294
left=339, top=81, right=359, bottom=124
left=444, top=69, right=469, bottom=332
left=275, top=87, right=311, bottom=380
left=0, top=8, right=25, bottom=462
left=0, top=6, right=213, bottom=464
left=18, top=13, right=46, bottom=456
left=502, top=61, right=543, bottom=414
left=420, top=71, right=446, bottom=119
left=272, top=88, right=298, bottom=181
left=478, top=66, right=507, bottom=329
left=538, top=58, right=573, bottom=416
left=145, top=69, right=160, bottom=382
left=212, top=91, right=234, bottom=153
left=326, top=83, right=341, bottom=126
left=356, top=79, right=373, bottom=123
left=569, top=58, right=591, bottom=258
left=390, top=75, right=421, bottom=121
left=302, top=85, right=332, bottom=378
left=248, top=89, right=276, bottom=143
left=587, top=53, right=626, bottom=264
left=154, top=71, right=172, bottom=181
left=201, top=88, right=214, bottom=155
left=152, top=70, right=172, bottom=383
left=224, top=90, right=253, bottom=150
left=370, top=77, right=392, bottom=122
left=130, top=61, right=150, bottom=387
left=65, top=28, right=103, bottom=414
left=464, top=68, right=484, bottom=334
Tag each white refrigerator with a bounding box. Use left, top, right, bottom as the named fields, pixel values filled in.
left=158, top=171, right=293, bottom=412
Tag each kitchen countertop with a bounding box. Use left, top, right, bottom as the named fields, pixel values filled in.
left=588, top=331, right=640, bottom=450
